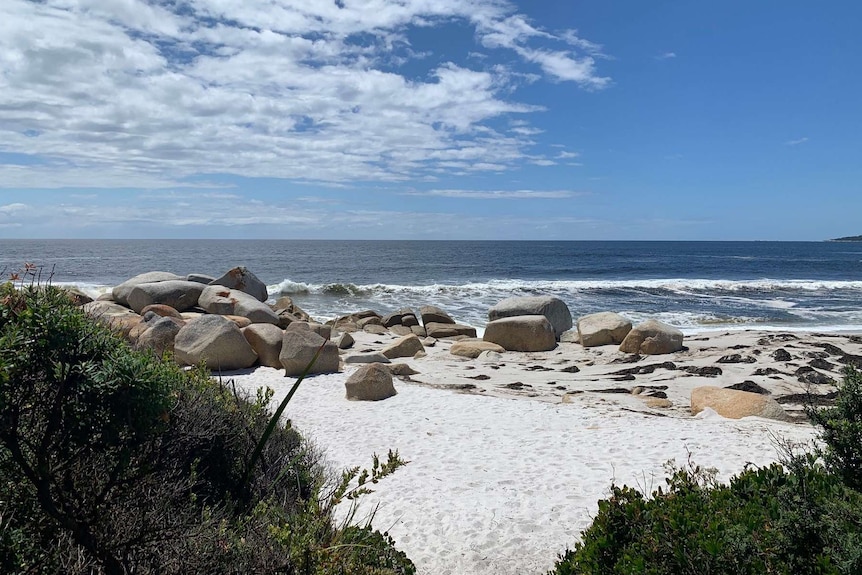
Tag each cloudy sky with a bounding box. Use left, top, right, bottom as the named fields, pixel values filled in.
left=1, top=0, right=859, bottom=240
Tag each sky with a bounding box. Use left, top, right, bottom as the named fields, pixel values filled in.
left=0, top=0, right=860, bottom=240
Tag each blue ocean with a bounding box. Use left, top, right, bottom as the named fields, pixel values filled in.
left=2, top=240, right=861, bottom=333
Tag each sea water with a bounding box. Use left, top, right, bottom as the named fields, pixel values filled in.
left=2, top=239, right=861, bottom=333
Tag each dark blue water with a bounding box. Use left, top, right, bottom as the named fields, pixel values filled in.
left=2, top=240, right=861, bottom=332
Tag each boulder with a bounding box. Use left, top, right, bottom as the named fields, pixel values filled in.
left=83, top=300, right=139, bottom=320
left=224, top=315, right=252, bottom=328
left=488, top=296, right=573, bottom=338
left=186, top=273, right=216, bottom=284
left=619, top=320, right=684, bottom=355
left=136, top=317, right=182, bottom=356
left=388, top=363, right=419, bottom=376
left=420, top=305, right=455, bottom=325
left=336, top=332, right=354, bottom=349
left=345, top=363, right=396, bottom=401
left=60, top=286, right=93, bottom=306
left=280, top=329, right=340, bottom=377
left=401, top=314, right=419, bottom=327
left=242, top=323, right=284, bottom=368
left=690, top=386, right=790, bottom=421
left=364, top=324, right=388, bottom=335
left=112, top=272, right=182, bottom=306
left=273, top=296, right=311, bottom=322
left=140, top=304, right=185, bottom=320
left=410, top=325, right=427, bottom=337
left=357, top=316, right=383, bottom=328
left=198, top=286, right=279, bottom=324
left=286, top=321, right=331, bottom=340
left=390, top=325, right=413, bottom=336
left=382, top=334, right=425, bottom=359
left=424, top=322, right=476, bottom=339
left=577, top=312, right=633, bottom=347
left=127, top=280, right=204, bottom=314
left=345, top=352, right=391, bottom=364
left=209, top=266, right=269, bottom=302
left=450, top=340, right=506, bottom=359
left=483, top=316, right=556, bottom=352
left=174, top=315, right=258, bottom=370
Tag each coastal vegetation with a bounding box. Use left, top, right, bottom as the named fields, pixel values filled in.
left=0, top=280, right=412, bottom=574
left=549, top=367, right=862, bottom=575
left=830, top=235, right=862, bottom=242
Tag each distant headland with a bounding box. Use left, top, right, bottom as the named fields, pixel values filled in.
left=830, top=235, right=862, bottom=242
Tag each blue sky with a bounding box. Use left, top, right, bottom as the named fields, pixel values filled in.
left=0, top=0, right=859, bottom=240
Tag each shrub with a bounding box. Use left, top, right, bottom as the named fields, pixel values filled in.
left=549, top=367, right=862, bottom=575
left=0, top=281, right=413, bottom=574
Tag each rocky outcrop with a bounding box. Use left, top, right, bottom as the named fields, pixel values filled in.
left=210, top=266, right=269, bottom=302
left=488, top=296, right=573, bottom=339
left=174, top=315, right=258, bottom=370
left=112, top=272, right=182, bottom=306
left=619, top=319, right=684, bottom=355
left=127, top=280, right=205, bottom=314
left=483, top=316, right=556, bottom=352
left=280, top=329, right=340, bottom=377
left=382, top=334, right=425, bottom=359
left=577, top=312, right=632, bottom=347
left=691, top=386, right=789, bottom=421
left=242, top=323, right=284, bottom=368
left=345, top=363, right=396, bottom=401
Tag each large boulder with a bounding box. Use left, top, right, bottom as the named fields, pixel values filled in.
left=619, top=319, right=684, bottom=355
left=174, top=315, right=258, bottom=370
left=424, top=322, right=477, bottom=339
left=382, top=334, right=425, bottom=359
left=488, top=296, right=573, bottom=339
left=112, top=272, right=182, bottom=306
left=345, top=363, right=397, bottom=401
left=483, top=316, right=556, bottom=352
left=273, top=296, right=311, bottom=322
left=140, top=304, right=185, bottom=320
left=450, top=340, right=506, bottom=359
left=242, top=323, right=284, bottom=368
left=210, top=266, right=269, bottom=302
left=136, top=317, right=183, bottom=356
left=577, top=312, right=633, bottom=347
left=420, top=305, right=455, bottom=325
left=280, top=329, right=340, bottom=377
left=127, top=280, right=205, bottom=314
left=198, top=286, right=279, bottom=324
left=691, top=386, right=789, bottom=421
left=83, top=300, right=139, bottom=320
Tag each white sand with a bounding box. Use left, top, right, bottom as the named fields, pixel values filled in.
left=224, top=328, right=852, bottom=575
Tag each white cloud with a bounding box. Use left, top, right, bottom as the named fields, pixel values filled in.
left=785, top=137, right=809, bottom=146
left=556, top=151, right=580, bottom=159
left=0, top=203, right=29, bottom=215
left=0, top=0, right=610, bottom=188
left=405, top=189, right=579, bottom=199
left=656, top=51, right=677, bottom=60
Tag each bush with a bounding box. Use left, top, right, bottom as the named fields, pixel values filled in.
left=0, top=282, right=413, bottom=574
left=549, top=368, right=862, bottom=575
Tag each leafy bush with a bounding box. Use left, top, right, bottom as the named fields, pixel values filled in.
left=549, top=367, right=862, bottom=575
left=0, top=281, right=413, bottom=574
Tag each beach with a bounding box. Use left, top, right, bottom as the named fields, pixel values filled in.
left=227, top=327, right=849, bottom=575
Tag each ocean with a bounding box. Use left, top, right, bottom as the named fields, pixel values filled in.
left=2, top=239, right=861, bottom=334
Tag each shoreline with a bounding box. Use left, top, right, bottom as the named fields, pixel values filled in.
left=224, top=327, right=856, bottom=575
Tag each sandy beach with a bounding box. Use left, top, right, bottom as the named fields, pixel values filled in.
left=227, top=327, right=856, bottom=575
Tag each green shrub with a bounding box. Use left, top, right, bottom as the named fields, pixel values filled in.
left=549, top=366, right=862, bottom=575
left=0, top=282, right=413, bottom=574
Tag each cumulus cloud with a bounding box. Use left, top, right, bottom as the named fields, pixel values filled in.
left=0, top=0, right=609, bottom=188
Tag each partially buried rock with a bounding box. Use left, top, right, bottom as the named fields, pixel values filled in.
left=209, top=266, right=269, bottom=302
left=345, top=352, right=391, bottom=364
left=483, top=316, right=556, bottom=352
left=280, top=329, right=340, bottom=377
left=577, top=311, right=632, bottom=347
left=619, top=319, right=684, bottom=355
left=488, top=296, right=573, bottom=339
left=382, top=334, right=425, bottom=359
left=174, top=315, right=258, bottom=371
left=345, top=363, right=396, bottom=401
left=336, top=332, right=355, bottom=349
left=242, top=323, right=284, bottom=368
left=450, top=340, right=506, bottom=359
left=772, top=348, right=792, bottom=362
left=420, top=305, right=455, bottom=326
left=424, top=322, right=476, bottom=338
left=690, top=386, right=789, bottom=421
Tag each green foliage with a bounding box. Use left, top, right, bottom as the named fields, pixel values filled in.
left=0, top=281, right=413, bottom=574
left=808, top=366, right=862, bottom=490
left=550, top=366, right=862, bottom=575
